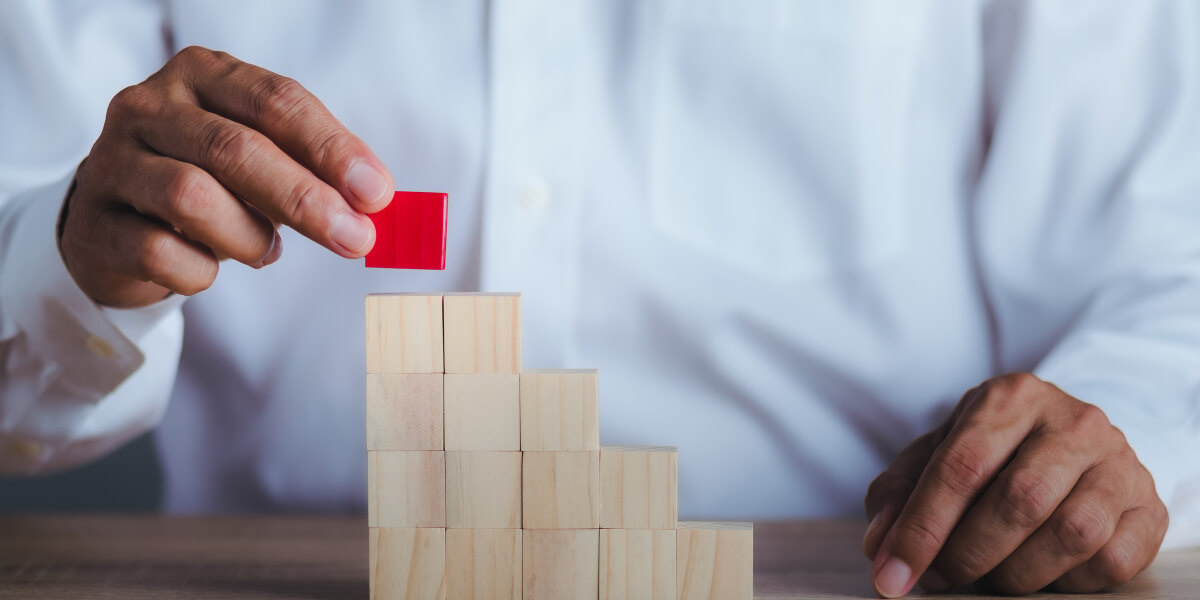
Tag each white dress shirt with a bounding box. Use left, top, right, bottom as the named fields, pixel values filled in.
left=1, top=0, right=1198, bottom=548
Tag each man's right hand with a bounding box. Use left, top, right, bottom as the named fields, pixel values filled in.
left=61, top=46, right=394, bottom=308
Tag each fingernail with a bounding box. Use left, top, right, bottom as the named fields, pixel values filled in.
left=918, top=569, right=949, bottom=593
left=261, top=231, right=283, bottom=266
left=346, top=161, right=390, bottom=208
left=874, top=557, right=913, bottom=598
left=330, top=212, right=373, bottom=255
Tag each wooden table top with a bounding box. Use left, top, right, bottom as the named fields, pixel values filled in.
left=0, top=516, right=1195, bottom=599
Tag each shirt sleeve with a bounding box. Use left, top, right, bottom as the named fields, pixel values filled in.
left=978, top=0, right=1200, bottom=549
left=0, top=0, right=178, bottom=474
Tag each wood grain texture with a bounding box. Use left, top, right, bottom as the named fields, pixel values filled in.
left=446, top=528, right=522, bottom=600
left=519, top=369, right=599, bottom=451
left=677, top=521, right=753, bottom=600
left=366, top=294, right=443, bottom=374
left=444, top=293, right=522, bottom=374
left=599, top=446, right=677, bottom=530
left=522, top=529, right=599, bottom=600
left=370, top=527, right=446, bottom=600
left=444, top=374, right=520, bottom=451
left=446, top=452, right=522, bottom=528
left=0, top=517, right=1194, bottom=598
left=367, top=373, right=444, bottom=451
left=368, top=451, right=446, bottom=528
left=522, top=451, right=600, bottom=529
left=600, top=529, right=675, bottom=600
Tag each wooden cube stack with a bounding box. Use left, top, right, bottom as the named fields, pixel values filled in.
left=366, top=292, right=753, bottom=599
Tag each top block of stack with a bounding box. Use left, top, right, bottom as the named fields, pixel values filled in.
left=365, top=294, right=443, bottom=373
left=444, top=293, right=522, bottom=374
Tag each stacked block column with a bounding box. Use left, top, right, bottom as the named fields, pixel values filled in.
left=366, top=294, right=447, bottom=599
left=444, top=294, right=524, bottom=599
left=366, top=292, right=753, bottom=600
left=520, top=369, right=601, bottom=599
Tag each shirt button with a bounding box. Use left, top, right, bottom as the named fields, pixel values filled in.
left=516, top=179, right=551, bottom=213
left=86, top=335, right=115, bottom=358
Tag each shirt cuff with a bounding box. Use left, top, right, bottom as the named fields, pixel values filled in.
left=0, top=173, right=186, bottom=471
left=1, top=173, right=144, bottom=397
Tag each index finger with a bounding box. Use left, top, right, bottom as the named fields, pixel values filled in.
left=871, top=386, right=1040, bottom=598
left=174, top=47, right=394, bottom=213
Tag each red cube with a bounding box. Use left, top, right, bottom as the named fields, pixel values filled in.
left=365, top=191, right=448, bottom=270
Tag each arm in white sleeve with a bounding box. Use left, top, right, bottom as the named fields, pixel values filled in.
left=0, top=0, right=179, bottom=474
left=978, top=0, right=1200, bottom=549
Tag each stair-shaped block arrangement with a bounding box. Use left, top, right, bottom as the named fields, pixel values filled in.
left=365, top=293, right=753, bottom=600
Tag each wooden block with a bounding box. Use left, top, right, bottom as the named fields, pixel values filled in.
left=446, top=528, right=522, bottom=600
left=366, top=294, right=443, bottom=374
left=446, top=452, right=522, bottom=528
left=367, top=373, right=444, bottom=450
left=370, top=527, right=446, bottom=600
left=444, top=293, right=521, bottom=374
left=368, top=451, right=446, bottom=528
left=599, top=529, right=675, bottom=600
left=599, top=446, right=678, bottom=530
left=522, top=529, right=599, bottom=600
left=676, top=522, right=754, bottom=600
left=444, top=374, right=520, bottom=451
left=522, top=451, right=599, bottom=529
left=519, top=369, right=599, bottom=451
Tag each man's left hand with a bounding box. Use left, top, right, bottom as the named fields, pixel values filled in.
left=863, top=373, right=1168, bottom=597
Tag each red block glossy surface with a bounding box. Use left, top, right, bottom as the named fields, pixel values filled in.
left=365, top=191, right=448, bottom=270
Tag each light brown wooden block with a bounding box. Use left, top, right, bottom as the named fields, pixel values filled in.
left=446, top=528, right=522, bottom=600
left=519, top=369, right=599, bottom=451
left=370, top=527, right=446, bottom=600
left=367, top=373, right=444, bottom=451
left=368, top=451, right=446, bottom=528
left=599, top=446, right=678, bottom=530
left=676, top=522, right=754, bottom=600
left=522, top=451, right=600, bottom=529
left=366, top=294, right=443, bottom=374
left=599, top=529, right=675, bottom=600
left=444, top=374, right=520, bottom=451
left=522, top=529, right=599, bottom=600
left=446, top=452, right=522, bottom=528
left=443, top=293, right=522, bottom=374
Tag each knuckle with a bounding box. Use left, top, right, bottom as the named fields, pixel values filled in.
left=176, top=258, right=219, bottom=296
left=997, top=471, right=1058, bottom=528
left=930, top=444, right=991, bottom=498
left=198, top=119, right=259, bottom=174
left=163, top=167, right=213, bottom=225
left=1112, top=439, right=1138, bottom=465
left=1153, top=499, right=1170, bottom=528
left=107, top=85, right=157, bottom=121
left=1050, top=505, right=1111, bottom=556
left=1003, top=371, right=1042, bottom=394
left=174, top=45, right=210, bottom=63
left=984, top=372, right=1042, bottom=405
left=278, top=178, right=327, bottom=225
left=310, top=125, right=358, bottom=171
left=250, top=74, right=310, bottom=123
left=1093, top=542, right=1140, bottom=585
left=174, top=45, right=227, bottom=70
left=894, top=515, right=945, bottom=557
left=135, top=231, right=177, bottom=282
left=1070, top=404, right=1111, bottom=436
left=936, top=545, right=991, bottom=584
